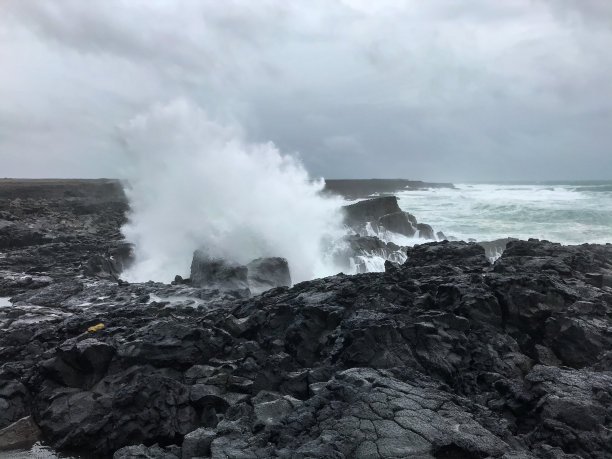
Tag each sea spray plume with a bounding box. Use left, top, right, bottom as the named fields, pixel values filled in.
left=119, top=100, right=345, bottom=283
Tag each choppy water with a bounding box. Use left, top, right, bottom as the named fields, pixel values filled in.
left=395, top=181, right=612, bottom=244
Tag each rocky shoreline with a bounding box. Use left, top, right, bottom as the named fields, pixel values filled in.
left=1, top=180, right=611, bottom=458
left=323, top=179, right=455, bottom=200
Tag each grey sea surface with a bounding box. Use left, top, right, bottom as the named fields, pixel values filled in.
left=394, top=181, right=612, bottom=245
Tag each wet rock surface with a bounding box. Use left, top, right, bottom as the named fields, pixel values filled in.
left=342, top=196, right=440, bottom=241
left=189, top=252, right=291, bottom=295
left=246, top=257, right=291, bottom=295
left=1, top=180, right=611, bottom=458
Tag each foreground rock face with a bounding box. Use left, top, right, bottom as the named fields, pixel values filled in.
left=1, top=181, right=611, bottom=458
left=1, top=237, right=611, bottom=458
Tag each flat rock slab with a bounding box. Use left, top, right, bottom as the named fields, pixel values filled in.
left=0, top=416, right=41, bottom=451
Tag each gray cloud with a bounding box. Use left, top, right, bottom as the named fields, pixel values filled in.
left=1, top=0, right=611, bottom=181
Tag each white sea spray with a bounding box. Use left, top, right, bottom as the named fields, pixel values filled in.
left=119, top=100, right=345, bottom=283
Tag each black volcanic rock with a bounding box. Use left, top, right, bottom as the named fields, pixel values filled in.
left=246, top=257, right=291, bottom=294
left=342, top=196, right=438, bottom=242
left=1, top=180, right=612, bottom=458
left=0, top=221, right=51, bottom=249
left=377, top=211, right=417, bottom=237
left=190, top=253, right=292, bottom=295
left=416, top=222, right=435, bottom=239
left=1, top=239, right=610, bottom=457
left=342, top=196, right=402, bottom=227
left=189, top=250, right=249, bottom=291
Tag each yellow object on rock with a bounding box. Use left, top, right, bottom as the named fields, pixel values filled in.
left=87, top=323, right=104, bottom=332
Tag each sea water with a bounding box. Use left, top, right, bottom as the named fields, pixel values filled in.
left=394, top=181, right=612, bottom=245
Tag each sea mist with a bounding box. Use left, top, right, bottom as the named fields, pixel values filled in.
left=119, top=100, right=344, bottom=284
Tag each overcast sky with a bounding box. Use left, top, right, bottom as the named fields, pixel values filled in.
left=1, top=0, right=611, bottom=182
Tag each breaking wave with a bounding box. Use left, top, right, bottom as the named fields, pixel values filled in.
left=119, top=100, right=345, bottom=283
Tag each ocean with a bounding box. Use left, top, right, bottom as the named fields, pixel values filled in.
left=340, top=180, right=612, bottom=273
left=395, top=181, right=612, bottom=245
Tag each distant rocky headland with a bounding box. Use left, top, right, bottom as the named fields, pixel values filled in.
left=322, top=178, right=455, bottom=199
left=0, top=179, right=611, bottom=459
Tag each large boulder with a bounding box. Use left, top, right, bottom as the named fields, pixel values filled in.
left=246, top=257, right=291, bottom=295
left=190, top=250, right=249, bottom=291
left=36, top=369, right=198, bottom=454
left=0, top=416, right=41, bottom=451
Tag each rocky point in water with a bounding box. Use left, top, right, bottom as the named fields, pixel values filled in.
left=323, top=179, right=455, bottom=200
left=0, top=179, right=611, bottom=459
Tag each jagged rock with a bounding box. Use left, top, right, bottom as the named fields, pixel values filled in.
left=181, top=428, right=216, bottom=458
left=246, top=257, right=291, bottom=294
left=2, top=180, right=612, bottom=458
left=1, top=240, right=609, bottom=457
left=41, top=337, right=116, bottom=389
left=0, top=416, right=41, bottom=451
left=404, top=240, right=490, bottom=270
left=10, top=280, right=83, bottom=307
left=0, top=380, right=31, bottom=429
left=252, top=391, right=302, bottom=427
left=0, top=222, right=50, bottom=249
left=189, top=250, right=249, bottom=291
left=342, top=196, right=402, bottom=227
left=384, top=259, right=399, bottom=272
left=36, top=368, right=198, bottom=454
left=84, top=242, right=133, bottom=279
left=416, top=222, right=435, bottom=239
left=377, top=211, right=417, bottom=237
left=0, top=272, right=52, bottom=297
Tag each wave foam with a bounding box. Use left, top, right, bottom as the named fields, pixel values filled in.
left=119, top=100, right=345, bottom=283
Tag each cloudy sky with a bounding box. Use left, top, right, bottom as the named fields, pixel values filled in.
left=1, top=0, right=611, bottom=182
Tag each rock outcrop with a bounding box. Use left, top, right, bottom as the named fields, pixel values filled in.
left=378, top=211, right=417, bottom=237
left=342, top=196, right=437, bottom=240
left=342, top=196, right=403, bottom=228
left=323, top=179, right=454, bottom=199
left=246, top=257, right=291, bottom=295
left=190, top=252, right=291, bottom=295
left=190, top=250, right=250, bottom=292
